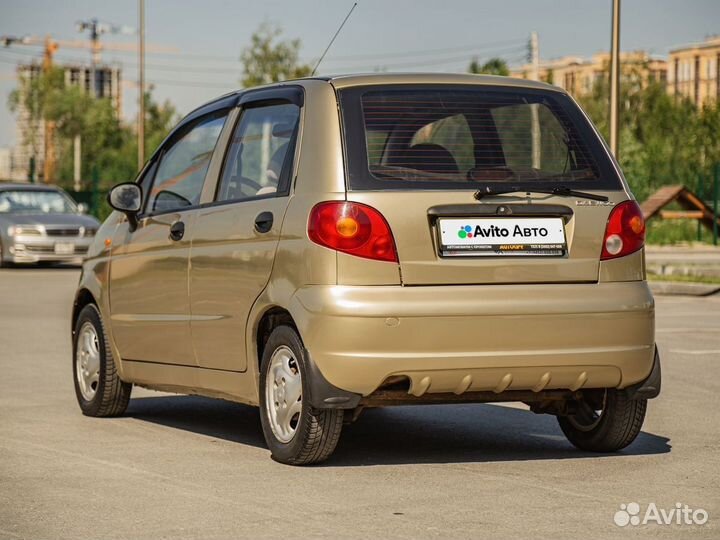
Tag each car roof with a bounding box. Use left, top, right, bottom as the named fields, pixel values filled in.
left=0, top=182, right=65, bottom=192
left=319, top=72, right=563, bottom=92
left=184, top=72, right=564, bottom=119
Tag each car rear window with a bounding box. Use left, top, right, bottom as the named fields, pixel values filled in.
left=338, top=85, right=621, bottom=191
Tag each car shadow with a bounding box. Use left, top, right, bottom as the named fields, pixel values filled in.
left=127, top=395, right=267, bottom=448
left=1, top=263, right=80, bottom=271
left=126, top=395, right=671, bottom=466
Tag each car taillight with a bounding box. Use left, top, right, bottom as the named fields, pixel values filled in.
left=601, top=200, right=645, bottom=260
left=308, top=201, right=398, bottom=263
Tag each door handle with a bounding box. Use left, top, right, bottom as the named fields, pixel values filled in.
left=254, top=211, right=274, bottom=233
left=169, top=220, right=185, bottom=241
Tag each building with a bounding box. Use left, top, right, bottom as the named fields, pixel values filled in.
left=10, top=62, right=122, bottom=183
left=511, top=51, right=667, bottom=98
left=0, top=148, right=11, bottom=181
left=668, top=36, right=720, bottom=106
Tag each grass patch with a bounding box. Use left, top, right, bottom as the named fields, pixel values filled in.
left=645, top=219, right=717, bottom=245
left=647, top=273, right=720, bottom=285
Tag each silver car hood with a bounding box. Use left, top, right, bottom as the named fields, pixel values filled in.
left=0, top=213, right=101, bottom=229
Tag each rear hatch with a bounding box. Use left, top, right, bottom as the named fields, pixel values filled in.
left=337, top=82, right=626, bottom=285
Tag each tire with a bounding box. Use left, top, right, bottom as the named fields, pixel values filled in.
left=0, top=241, right=10, bottom=268
left=72, top=304, right=132, bottom=417
left=557, top=389, right=647, bottom=452
left=259, top=326, right=344, bottom=465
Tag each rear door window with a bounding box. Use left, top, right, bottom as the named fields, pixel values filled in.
left=339, top=86, right=619, bottom=191
left=216, top=103, right=300, bottom=202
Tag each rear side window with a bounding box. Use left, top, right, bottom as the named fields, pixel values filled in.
left=216, top=103, right=300, bottom=202
left=339, top=86, right=620, bottom=191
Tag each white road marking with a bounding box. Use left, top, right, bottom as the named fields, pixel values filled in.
left=657, top=328, right=718, bottom=334
left=669, top=349, right=720, bottom=355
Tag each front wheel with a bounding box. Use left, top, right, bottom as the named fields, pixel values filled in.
left=557, top=389, right=647, bottom=452
left=73, top=304, right=132, bottom=417
left=0, top=241, right=10, bottom=268
left=259, top=326, right=344, bottom=465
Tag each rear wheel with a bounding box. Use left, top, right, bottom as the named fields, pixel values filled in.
left=73, top=304, right=132, bottom=417
left=259, top=326, right=344, bottom=465
left=557, top=389, right=646, bottom=452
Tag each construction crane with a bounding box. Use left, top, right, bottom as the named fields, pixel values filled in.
left=1, top=33, right=176, bottom=184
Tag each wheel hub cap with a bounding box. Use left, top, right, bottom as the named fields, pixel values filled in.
left=265, top=346, right=302, bottom=443
left=76, top=322, right=100, bottom=401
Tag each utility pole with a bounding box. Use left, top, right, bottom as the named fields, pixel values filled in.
left=73, top=135, right=81, bottom=191
left=609, top=0, right=621, bottom=157
left=528, top=31, right=539, bottom=82
left=138, top=0, right=145, bottom=169
left=76, top=19, right=102, bottom=191
left=528, top=31, right=541, bottom=170
left=76, top=18, right=128, bottom=189
left=76, top=18, right=102, bottom=98
left=42, top=36, right=58, bottom=184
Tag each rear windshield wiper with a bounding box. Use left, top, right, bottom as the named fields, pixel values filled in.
left=474, top=185, right=609, bottom=202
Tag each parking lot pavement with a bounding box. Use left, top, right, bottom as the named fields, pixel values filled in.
left=0, top=268, right=718, bottom=540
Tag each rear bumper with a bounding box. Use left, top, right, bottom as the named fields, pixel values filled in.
left=290, top=281, right=655, bottom=398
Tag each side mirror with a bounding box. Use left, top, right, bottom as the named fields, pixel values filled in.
left=108, top=183, right=142, bottom=231
left=77, top=202, right=89, bottom=215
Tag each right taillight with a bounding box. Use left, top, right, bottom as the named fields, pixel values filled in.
left=308, top=201, right=398, bottom=263
left=601, top=200, right=645, bottom=260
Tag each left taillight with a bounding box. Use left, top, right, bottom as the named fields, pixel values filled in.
left=308, top=201, right=398, bottom=263
left=601, top=200, right=646, bottom=260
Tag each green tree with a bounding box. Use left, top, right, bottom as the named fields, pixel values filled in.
left=8, top=66, right=66, bottom=175
left=468, top=57, right=510, bottom=76
left=240, top=23, right=312, bottom=87
left=577, top=64, right=720, bottom=203
left=9, top=67, right=178, bottom=190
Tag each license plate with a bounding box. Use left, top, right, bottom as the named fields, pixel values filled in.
left=438, top=218, right=566, bottom=257
left=54, top=242, right=75, bottom=255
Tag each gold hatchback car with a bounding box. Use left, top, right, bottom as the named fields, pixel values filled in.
left=71, top=73, right=660, bottom=465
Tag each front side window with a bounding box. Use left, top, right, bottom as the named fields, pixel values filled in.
left=340, top=86, right=619, bottom=191
left=216, top=103, right=300, bottom=202
left=146, top=112, right=227, bottom=214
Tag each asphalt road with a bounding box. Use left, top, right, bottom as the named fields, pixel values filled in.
left=1, top=267, right=718, bottom=540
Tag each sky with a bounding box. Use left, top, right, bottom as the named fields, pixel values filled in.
left=0, top=0, right=718, bottom=148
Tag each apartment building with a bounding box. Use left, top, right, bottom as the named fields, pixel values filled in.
left=10, top=62, right=122, bottom=182
left=511, top=51, right=667, bottom=97
left=668, top=36, right=720, bottom=106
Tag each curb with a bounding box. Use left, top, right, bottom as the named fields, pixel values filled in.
left=648, top=281, right=720, bottom=297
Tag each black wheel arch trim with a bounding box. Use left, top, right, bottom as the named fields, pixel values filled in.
left=302, top=347, right=362, bottom=410
left=621, top=345, right=661, bottom=400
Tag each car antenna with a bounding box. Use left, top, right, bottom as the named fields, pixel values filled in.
left=311, top=2, right=358, bottom=76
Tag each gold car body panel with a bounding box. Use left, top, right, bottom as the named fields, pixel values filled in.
left=288, top=280, right=654, bottom=397
left=75, top=74, right=655, bottom=407
left=108, top=210, right=199, bottom=366
left=188, top=196, right=292, bottom=371
left=347, top=190, right=629, bottom=285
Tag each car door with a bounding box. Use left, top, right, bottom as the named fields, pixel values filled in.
left=189, top=88, right=302, bottom=372
left=109, top=110, right=228, bottom=365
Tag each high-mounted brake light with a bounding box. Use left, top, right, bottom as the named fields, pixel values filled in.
left=601, top=200, right=645, bottom=260
left=308, top=201, right=398, bottom=263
